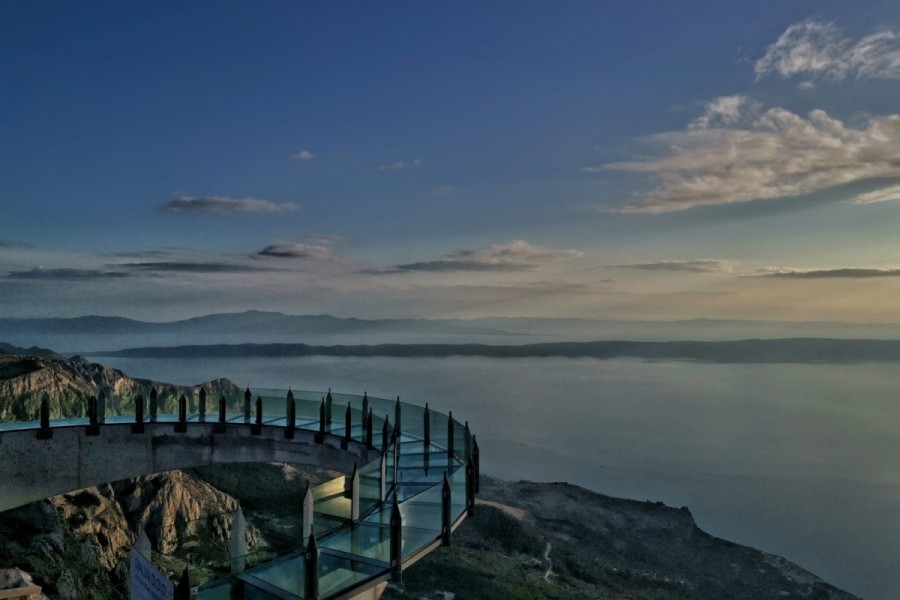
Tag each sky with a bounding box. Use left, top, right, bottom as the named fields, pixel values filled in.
left=2, top=1, right=900, bottom=322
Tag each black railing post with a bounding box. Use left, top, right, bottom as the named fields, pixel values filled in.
left=132, top=395, right=145, bottom=433
left=382, top=415, right=390, bottom=453
left=473, top=434, right=480, bottom=493
left=365, top=408, right=373, bottom=449
left=466, top=457, right=476, bottom=517
left=304, top=533, right=319, bottom=600
left=315, top=398, right=326, bottom=443
left=252, top=396, right=262, bottom=435
left=285, top=395, right=296, bottom=440
left=465, top=421, right=472, bottom=459
left=243, top=387, right=252, bottom=424
left=441, top=471, right=452, bottom=546
left=390, top=501, right=403, bottom=582
left=286, top=388, right=294, bottom=422
left=341, top=403, right=351, bottom=450
left=214, top=395, right=226, bottom=433
left=175, top=394, right=187, bottom=432
left=86, top=395, right=99, bottom=436
left=37, top=393, right=52, bottom=439
left=98, top=390, right=106, bottom=425
left=447, top=412, right=455, bottom=459
left=149, top=387, right=158, bottom=423
left=423, top=403, right=431, bottom=447
left=198, top=387, right=207, bottom=423
left=325, top=389, right=333, bottom=425
left=394, top=396, right=401, bottom=436
left=174, top=565, right=191, bottom=600
left=361, top=392, right=369, bottom=436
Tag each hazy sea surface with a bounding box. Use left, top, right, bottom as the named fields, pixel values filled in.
left=89, top=355, right=899, bottom=600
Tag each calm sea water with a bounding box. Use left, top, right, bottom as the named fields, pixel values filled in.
left=89, top=355, right=899, bottom=599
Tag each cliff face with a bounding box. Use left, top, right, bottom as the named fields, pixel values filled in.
left=0, top=353, right=241, bottom=422
left=0, top=469, right=264, bottom=600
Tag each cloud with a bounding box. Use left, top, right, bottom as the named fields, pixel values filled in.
left=289, top=150, right=316, bottom=161
left=850, top=183, right=900, bottom=205
left=614, top=260, right=734, bottom=273
left=750, top=267, right=900, bottom=279
left=372, top=159, right=422, bottom=172
left=593, top=96, right=900, bottom=213
left=4, top=267, right=129, bottom=280
left=392, top=240, right=583, bottom=273
left=117, top=261, right=268, bottom=273
left=0, top=240, right=29, bottom=249
left=755, top=19, right=900, bottom=81
left=303, top=234, right=342, bottom=245
left=161, top=196, right=298, bottom=215
left=433, top=186, right=455, bottom=195
left=257, top=243, right=335, bottom=259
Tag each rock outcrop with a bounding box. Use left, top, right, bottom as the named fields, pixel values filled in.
left=0, top=353, right=241, bottom=422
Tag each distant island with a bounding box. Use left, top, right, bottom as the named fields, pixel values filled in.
left=97, top=338, right=900, bottom=364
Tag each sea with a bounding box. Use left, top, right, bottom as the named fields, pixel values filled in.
left=86, top=354, right=900, bottom=600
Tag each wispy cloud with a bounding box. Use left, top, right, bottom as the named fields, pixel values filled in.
left=614, top=259, right=734, bottom=273
left=289, top=150, right=316, bottom=161
left=257, top=243, right=336, bottom=259
left=161, top=196, right=298, bottom=215
left=592, top=95, right=900, bottom=213
left=117, top=261, right=269, bottom=273
left=755, top=19, right=900, bottom=81
left=750, top=267, right=900, bottom=279
left=3, top=267, right=129, bottom=280
left=432, top=186, right=455, bottom=195
left=391, top=240, right=583, bottom=273
left=850, top=183, right=900, bottom=205
left=0, top=240, right=29, bottom=249
left=371, top=159, right=422, bottom=172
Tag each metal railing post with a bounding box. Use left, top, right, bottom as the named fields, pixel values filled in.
left=390, top=502, right=403, bottom=582
left=441, top=471, right=452, bottom=546
left=175, top=394, right=187, bottom=433
left=149, top=387, right=158, bottom=423
left=243, top=387, right=252, bottom=424
left=304, top=533, right=319, bottom=600
left=198, top=388, right=207, bottom=423
left=132, top=394, right=145, bottom=434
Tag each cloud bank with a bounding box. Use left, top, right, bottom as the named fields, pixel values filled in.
left=614, top=260, right=734, bottom=273
left=393, top=240, right=582, bottom=272
left=162, top=196, right=298, bottom=215
left=257, top=243, right=336, bottom=260
left=595, top=96, right=900, bottom=213
left=755, top=19, right=900, bottom=81
left=751, top=267, right=900, bottom=279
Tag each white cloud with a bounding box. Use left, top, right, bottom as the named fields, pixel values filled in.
left=592, top=96, right=900, bottom=213
left=393, top=240, right=583, bottom=272
left=289, top=150, right=316, bottom=161
left=372, top=158, right=422, bottom=172
left=755, top=19, right=900, bottom=81
left=850, top=183, right=900, bottom=205
left=161, top=196, right=298, bottom=215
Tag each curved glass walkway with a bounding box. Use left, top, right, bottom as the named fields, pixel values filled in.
left=0, top=387, right=480, bottom=600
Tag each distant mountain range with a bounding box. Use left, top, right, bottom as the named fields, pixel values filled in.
left=97, top=338, right=900, bottom=364
left=5, top=310, right=900, bottom=354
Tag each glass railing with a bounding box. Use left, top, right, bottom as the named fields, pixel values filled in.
left=0, top=387, right=478, bottom=600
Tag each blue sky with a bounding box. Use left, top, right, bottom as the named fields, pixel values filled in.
left=2, top=1, right=900, bottom=322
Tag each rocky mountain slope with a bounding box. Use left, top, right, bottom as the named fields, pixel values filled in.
left=0, top=352, right=241, bottom=422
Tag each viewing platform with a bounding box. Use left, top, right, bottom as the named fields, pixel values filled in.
left=0, top=387, right=479, bottom=600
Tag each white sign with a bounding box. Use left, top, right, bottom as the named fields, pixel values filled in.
left=130, top=548, right=174, bottom=600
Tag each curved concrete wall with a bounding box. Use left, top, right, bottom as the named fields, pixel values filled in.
left=0, top=424, right=375, bottom=512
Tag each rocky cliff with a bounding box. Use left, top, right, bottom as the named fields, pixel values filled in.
left=0, top=352, right=241, bottom=422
